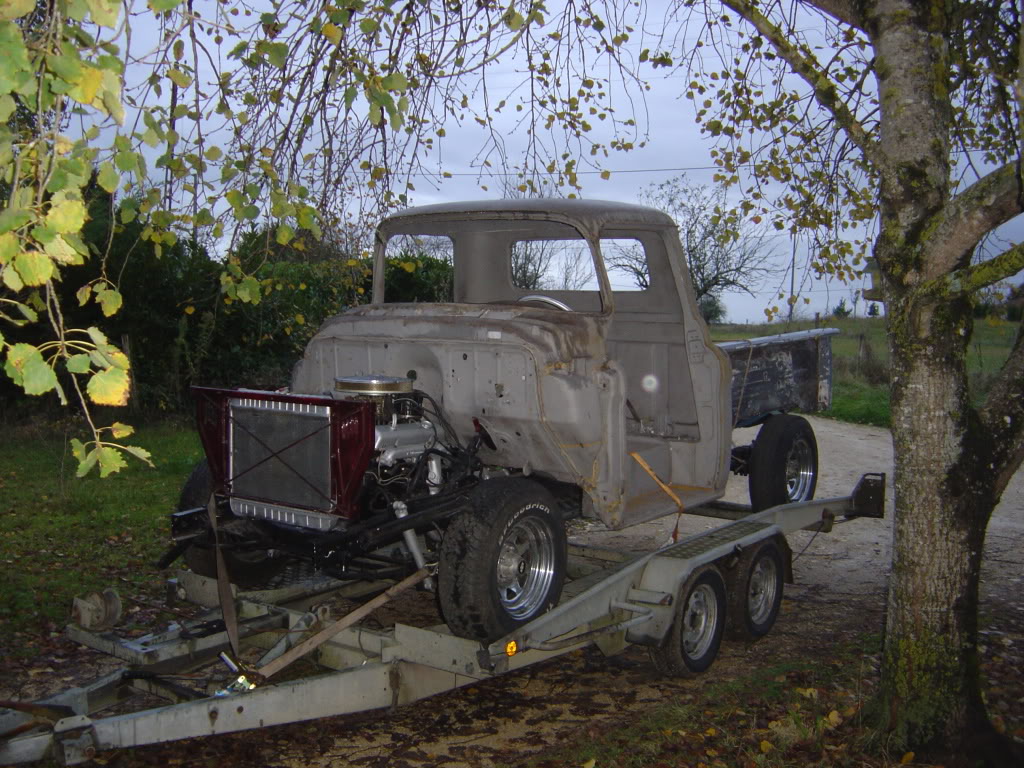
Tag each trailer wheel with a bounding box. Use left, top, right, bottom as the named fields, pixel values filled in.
left=748, top=414, right=818, bottom=511
left=727, top=539, right=784, bottom=640
left=650, top=565, right=727, bottom=676
left=438, top=478, right=567, bottom=642
left=178, top=461, right=286, bottom=588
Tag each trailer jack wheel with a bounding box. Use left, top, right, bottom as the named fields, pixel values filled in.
left=727, top=539, right=784, bottom=640
left=438, top=478, right=567, bottom=642
left=650, top=564, right=726, bottom=676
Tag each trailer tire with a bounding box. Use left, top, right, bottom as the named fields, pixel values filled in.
left=650, top=564, right=727, bottom=676
left=726, top=539, right=784, bottom=640
left=438, top=478, right=567, bottom=642
left=178, top=461, right=287, bottom=588
left=748, top=414, right=818, bottom=511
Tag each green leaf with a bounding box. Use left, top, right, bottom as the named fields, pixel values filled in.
left=167, top=68, right=192, bottom=88
left=0, top=208, right=32, bottom=235
left=96, top=446, right=128, bottom=477
left=97, top=162, right=120, bottom=193
left=343, top=86, right=357, bottom=110
left=95, top=286, right=123, bottom=316
left=235, top=275, right=261, bottom=304
left=263, top=42, right=288, bottom=69
left=67, top=354, right=91, bottom=374
left=76, top=283, right=92, bottom=306
left=47, top=199, right=87, bottom=234
left=110, top=421, right=134, bottom=438
left=275, top=222, right=295, bottom=245
left=70, top=437, right=87, bottom=463
left=86, top=0, right=120, bottom=28
left=381, top=72, right=409, bottom=92
left=76, top=446, right=100, bottom=477
left=5, top=343, right=58, bottom=395
left=204, top=145, right=223, bottom=161
left=87, top=365, right=130, bottom=405
left=359, top=18, right=379, bottom=36
left=121, top=444, right=153, bottom=466
left=0, top=94, right=14, bottom=122
left=0, top=232, right=16, bottom=264
left=0, top=0, right=35, bottom=21
left=47, top=51, right=82, bottom=82
left=14, top=250, right=53, bottom=286
left=2, top=264, right=24, bottom=291
left=44, top=235, right=82, bottom=265
left=148, top=0, right=184, bottom=12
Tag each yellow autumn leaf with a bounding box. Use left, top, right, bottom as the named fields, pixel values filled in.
left=322, top=22, right=341, bottom=45
left=184, top=305, right=195, bottom=315
left=87, top=366, right=130, bottom=406
left=704, top=727, right=716, bottom=737
left=900, top=751, right=915, bottom=764
left=580, top=760, right=596, bottom=768
left=795, top=687, right=819, bottom=699
left=760, top=739, right=773, bottom=753
left=69, top=65, right=103, bottom=105
left=826, top=710, right=842, bottom=727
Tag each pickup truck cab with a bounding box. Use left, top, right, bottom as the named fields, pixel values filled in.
left=173, top=199, right=835, bottom=643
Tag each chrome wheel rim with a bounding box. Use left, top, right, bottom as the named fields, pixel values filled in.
left=747, top=554, right=778, bottom=625
left=784, top=436, right=815, bottom=501
left=682, top=582, right=719, bottom=660
left=495, top=515, right=556, bottom=619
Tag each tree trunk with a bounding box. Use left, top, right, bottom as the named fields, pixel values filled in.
left=881, top=294, right=998, bottom=755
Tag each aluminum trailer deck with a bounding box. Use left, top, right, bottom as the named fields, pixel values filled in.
left=0, top=475, right=884, bottom=766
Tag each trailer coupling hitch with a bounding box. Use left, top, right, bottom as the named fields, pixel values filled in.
left=846, top=473, right=886, bottom=519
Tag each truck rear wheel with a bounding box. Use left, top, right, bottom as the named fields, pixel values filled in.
left=178, top=461, right=287, bottom=588
left=726, top=539, right=784, bottom=640
left=438, top=478, right=567, bottom=642
left=650, top=564, right=727, bottom=676
left=748, top=414, right=818, bottom=511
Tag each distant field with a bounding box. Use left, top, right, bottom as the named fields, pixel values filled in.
left=710, top=316, right=1020, bottom=427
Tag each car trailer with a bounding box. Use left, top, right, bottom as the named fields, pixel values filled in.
left=0, top=474, right=884, bottom=766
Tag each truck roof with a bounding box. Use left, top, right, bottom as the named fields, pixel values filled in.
left=379, top=198, right=676, bottom=234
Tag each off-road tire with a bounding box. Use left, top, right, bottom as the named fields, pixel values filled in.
left=438, top=478, right=567, bottom=642
left=178, top=460, right=286, bottom=588
left=748, top=414, right=818, bottom=512
left=650, top=564, right=727, bottom=676
left=726, top=539, right=784, bottom=640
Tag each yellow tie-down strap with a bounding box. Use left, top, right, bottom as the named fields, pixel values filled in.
left=628, top=452, right=713, bottom=542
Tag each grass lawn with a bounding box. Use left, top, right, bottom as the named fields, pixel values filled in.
left=0, top=418, right=202, bottom=654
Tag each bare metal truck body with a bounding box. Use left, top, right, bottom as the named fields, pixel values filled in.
left=294, top=199, right=828, bottom=527
left=1, top=200, right=879, bottom=767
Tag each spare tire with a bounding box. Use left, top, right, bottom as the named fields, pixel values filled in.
left=748, top=414, right=818, bottom=512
